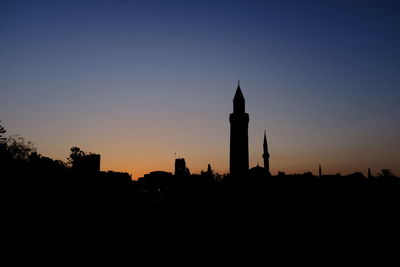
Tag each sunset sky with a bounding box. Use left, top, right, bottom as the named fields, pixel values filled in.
left=1, top=0, right=399, bottom=179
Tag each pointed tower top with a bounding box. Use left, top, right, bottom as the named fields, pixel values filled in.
left=232, top=81, right=245, bottom=113
left=263, top=131, right=268, bottom=150
left=263, top=131, right=267, bottom=144
left=233, top=84, right=245, bottom=102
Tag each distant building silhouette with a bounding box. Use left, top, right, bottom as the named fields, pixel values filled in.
left=175, top=158, right=190, bottom=176
left=263, top=131, right=271, bottom=176
left=205, top=163, right=213, bottom=177
left=201, top=163, right=215, bottom=180
left=368, top=168, right=372, bottom=178
left=229, top=81, right=249, bottom=177
left=249, top=163, right=265, bottom=177
left=138, top=170, right=173, bottom=193
left=175, top=158, right=186, bottom=176
left=139, top=171, right=173, bottom=182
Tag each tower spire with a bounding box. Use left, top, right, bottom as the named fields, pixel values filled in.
left=319, top=164, right=322, bottom=178
left=233, top=82, right=245, bottom=113
left=263, top=130, right=267, bottom=147
left=263, top=131, right=271, bottom=176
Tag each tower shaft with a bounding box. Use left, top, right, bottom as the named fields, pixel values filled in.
left=229, top=84, right=249, bottom=177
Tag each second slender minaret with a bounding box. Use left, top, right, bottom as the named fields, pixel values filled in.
left=319, top=164, right=322, bottom=178
left=229, top=81, right=249, bottom=177
left=263, top=131, right=271, bottom=176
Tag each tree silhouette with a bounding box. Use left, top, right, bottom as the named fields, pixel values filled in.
left=68, top=146, right=85, bottom=167
left=0, top=121, right=6, bottom=144
left=4, top=135, right=36, bottom=161
left=377, top=169, right=395, bottom=178
left=0, top=121, right=7, bottom=161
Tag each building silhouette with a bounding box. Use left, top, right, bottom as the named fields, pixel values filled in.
left=249, top=163, right=265, bottom=177
left=207, top=164, right=213, bottom=175
left=263, top=131, right=271, bottom=176
left=229, top=81, right=249, bottom=177
left=175, top=158, right=190, bottom=176
left=175, top=158, right=186, bottom=176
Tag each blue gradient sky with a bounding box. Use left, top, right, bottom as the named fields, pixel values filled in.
left=1, top=0, right=399, bottom=178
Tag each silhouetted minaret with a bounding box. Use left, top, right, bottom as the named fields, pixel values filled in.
left=229, top=81, right=249, bottom=177
left=319, top=164, right=322, bottom=178
left=263, top=131, right=271, bottom=176
left=368, top=168, right=372, bottom=178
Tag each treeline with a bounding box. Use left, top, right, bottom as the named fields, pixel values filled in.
left=0, top=122, right=132, bottom=187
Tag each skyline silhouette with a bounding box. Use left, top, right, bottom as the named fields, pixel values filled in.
left=1, top=83, right=398, bottom=180
left=1, top=0, right=399, bottom=178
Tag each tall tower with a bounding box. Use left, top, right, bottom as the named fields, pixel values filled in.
left=319, top=164, right=322, bottom=178
left=229, top=81, right=249, bottom=177
left=263, top=131, right=271, bottom=176
left=175, top=158, right=187, bottom=176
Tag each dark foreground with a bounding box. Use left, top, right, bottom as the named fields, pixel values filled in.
left=3, top=171, right=400, bottom=264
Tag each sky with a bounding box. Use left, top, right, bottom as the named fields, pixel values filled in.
left=0, top=0, right=399, bottom=179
